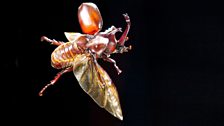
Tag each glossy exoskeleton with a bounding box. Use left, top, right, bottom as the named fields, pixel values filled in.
left=39, top=2, right=131, bottom=120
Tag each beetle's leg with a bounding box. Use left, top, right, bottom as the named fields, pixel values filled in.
left=41, top=36, right=64, bottom=46
left=102, top=54, right=122, bottom=75
left=39, top=67, right=73, bottom=96
left=118, top=13, right=131, bottom=46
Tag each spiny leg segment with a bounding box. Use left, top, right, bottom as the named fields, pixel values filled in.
left=41, top=36, right=64, bottom=46
left=39, top=67, right=73, bottom=96
left=102, top=54, right=122, bottom=75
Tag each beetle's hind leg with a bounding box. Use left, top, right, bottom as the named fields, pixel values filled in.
left=41, top=36, right=64, bottom=46
left=39, top=67, right=73, bottom=96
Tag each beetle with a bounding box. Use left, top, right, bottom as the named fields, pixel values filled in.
left=39, top=2, right=131, bottom=120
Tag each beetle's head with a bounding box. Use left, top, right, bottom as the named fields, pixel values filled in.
left=101, top=26, right=131, bottom=54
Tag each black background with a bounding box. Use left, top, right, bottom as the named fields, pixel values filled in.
left=5, top=0, right=224, bottom=125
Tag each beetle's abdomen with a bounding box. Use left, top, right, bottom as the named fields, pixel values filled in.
left=51, top=42, right=82, bottom=69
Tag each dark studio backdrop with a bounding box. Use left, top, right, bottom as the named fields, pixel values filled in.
left=5, top=0, right=224, bottom=125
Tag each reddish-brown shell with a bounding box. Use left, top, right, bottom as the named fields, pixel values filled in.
left=78, top=2, right=103, bottom=35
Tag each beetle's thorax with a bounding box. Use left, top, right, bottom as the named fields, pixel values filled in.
left=86, top=35, right=109, bottom=57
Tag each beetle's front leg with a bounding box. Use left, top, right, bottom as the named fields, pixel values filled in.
left=102, top=54, right=122, bottom=75
left=41, top=36, right=64, bottom=46
left=118, top=13, right=131, bottom=46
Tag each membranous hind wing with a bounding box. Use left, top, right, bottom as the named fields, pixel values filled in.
left=64, top=32, right=83, bottom=42
left=72, top=54, right=123, bottom=120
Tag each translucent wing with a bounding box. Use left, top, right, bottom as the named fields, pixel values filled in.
left=72, top=54, right=123, bottom=120
left=64, top=32, right=83, bottom=42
